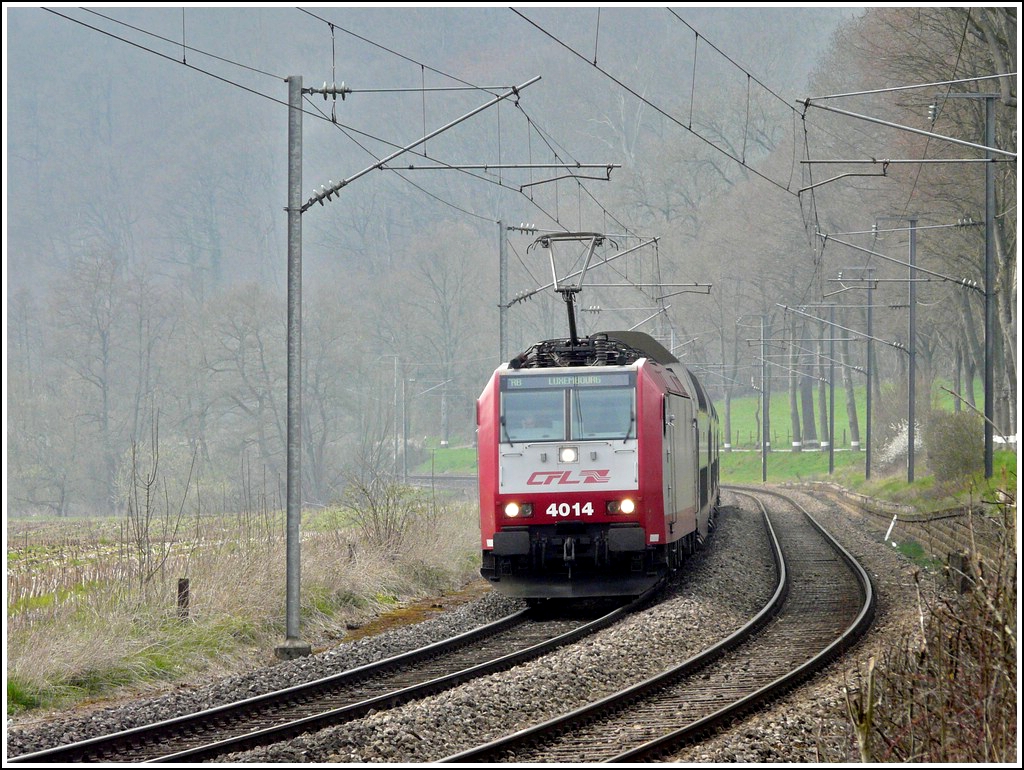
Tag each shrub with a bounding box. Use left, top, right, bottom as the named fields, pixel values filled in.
left=876, top=419, right=922, bottom=468
left=339, top=478, right=429, bottom=552
left=922, top=410, right=984, bottom=482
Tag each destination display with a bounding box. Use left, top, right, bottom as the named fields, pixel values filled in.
left=502, top=373, right=634, bottom=390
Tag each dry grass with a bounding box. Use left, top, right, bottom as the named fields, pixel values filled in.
left=6, top=493, right=482, bottom=714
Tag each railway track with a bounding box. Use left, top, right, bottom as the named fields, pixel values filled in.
left=8, top=596, right=650, bottom=764
left=442, top=486, right=875, bottom=763
left=11, top=487, right=874, bottom=764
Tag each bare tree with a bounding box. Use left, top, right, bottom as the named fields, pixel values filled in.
left=49, top=250, right=130, bottom=511
left=209, top=283, right=287, bottom=489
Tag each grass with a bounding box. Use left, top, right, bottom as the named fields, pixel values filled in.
left=719, top=377, right=988, bottom=450
left=892, top=539, right=943, bottom=569
left=7, top=680, right=42, bottom=712
left=830, top=448, right=1016, bottom=512
left=6, top=494, right=483, bottom=716
left=720, top=446, right=865, bottom=484
left=412, top=445, right=477, bottom=475
left=720, top=385, right=864, bottom=451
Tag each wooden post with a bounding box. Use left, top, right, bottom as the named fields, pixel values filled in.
left=946, top=551, right=970, bottom=594
left=177, top=578, right=190, bottom=619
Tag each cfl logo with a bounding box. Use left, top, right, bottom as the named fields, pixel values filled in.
left=527, top=469, right=611, bottom=485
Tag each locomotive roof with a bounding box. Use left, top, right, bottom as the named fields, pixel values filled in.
left=504, top=330, right=716, bottom=417
left=596, top=331, right=679, bottom=366
left=506, top=330, right=679, bottom=370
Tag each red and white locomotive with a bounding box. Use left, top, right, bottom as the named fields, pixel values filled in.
left=477, top=330, right=719, bottom=599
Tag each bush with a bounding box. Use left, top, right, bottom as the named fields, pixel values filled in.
left=875, top=419, right=922, bottom=469
left=339, top=478, right=429, bottom=553
left=923, top=410, right=984, bottom=482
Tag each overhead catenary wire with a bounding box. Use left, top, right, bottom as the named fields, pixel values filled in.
left=53, top=5, right=646, bottom=343
left=895, top=11, right=971, bottom=231
left=49, top=6, right=817, bottom=355
left=300, top=8, right=680, bottom=328
left=797, top=10, right=1009, bottom=287
left=666, top=8, right=797, bottom=113
left=81, top=7, right=285, bottom=79
left=794, top=26, right=986, bottom=307
left=54, top=3, right=728, bottom=317
left=301, top=94, right=508, bottom=224
left=512, top=8, right=798, bottom=197
left=45, top=7, right=291, bottom=107
left=300, top=8, right=641, bottom=240
left=49, top=7, right=610, bottom=235
left=302, top=9, right=631, bottom=199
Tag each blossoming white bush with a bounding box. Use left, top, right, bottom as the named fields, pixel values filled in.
left=877, top=419, right=923, bottom=465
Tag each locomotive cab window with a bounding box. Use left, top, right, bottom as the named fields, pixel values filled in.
left=571, top=387, right=635, bottom=440
left=502, top=389, right=564, bottom=442
left=501, top=372, right=636, bottom=443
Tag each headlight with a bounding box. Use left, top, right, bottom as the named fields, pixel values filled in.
left=558, top=446, right=579, bottom=463
left=607, top=498, right=636, bottom=514
left=504, top=502, right=532, bottom=517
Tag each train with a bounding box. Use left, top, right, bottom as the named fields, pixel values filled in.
left=476, top=329, right=720, bottom=599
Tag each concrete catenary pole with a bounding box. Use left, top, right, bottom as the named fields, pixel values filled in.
left=829, top=303, right=836, bottom=475
left=761, top=315, right=768, bottom=483
left=983, top=95, right=995, bottom=478
left=865, top=269, right=874, bottom=480
left=499, top=220, right=508, bottom=364
left=277, top=75, right=311, bottom=660
left=908, top=217, right=916, bottom=483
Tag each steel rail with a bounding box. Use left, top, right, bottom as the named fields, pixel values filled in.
left=611, top=486, right=875, bottom=761
left=440, top=489, right=787, bottom=763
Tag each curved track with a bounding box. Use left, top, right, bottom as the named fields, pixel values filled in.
left=442, top=486, right=874, bottom=763
left=9, top=596, right=649, bottom=764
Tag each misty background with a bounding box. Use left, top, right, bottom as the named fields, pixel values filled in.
left=5, top=6, right=1016, bottom=516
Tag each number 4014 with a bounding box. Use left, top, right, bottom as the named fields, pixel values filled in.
left=545, top=502, right=594, bottom=517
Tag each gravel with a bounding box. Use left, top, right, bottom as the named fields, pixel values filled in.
left=668, top=483, right=944, bottom=763
left=6, top=484, right=937, bottom=763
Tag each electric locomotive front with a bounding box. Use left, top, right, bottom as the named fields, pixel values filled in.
left=477, top=333, right=683, bottom=598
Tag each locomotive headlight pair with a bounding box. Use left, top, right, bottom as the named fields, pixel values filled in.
left=504, top=502, right=533, bottom=518
left=607, top=498, right=636, bottom=515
